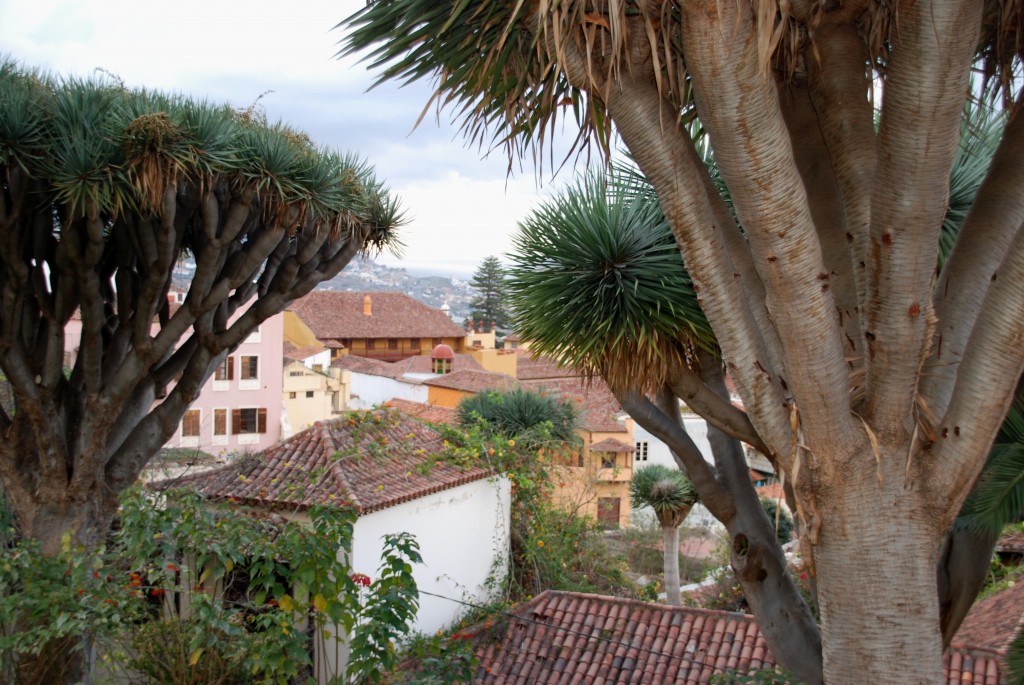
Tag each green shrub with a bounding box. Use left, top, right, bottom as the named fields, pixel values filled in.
left=759, top=497, right=794, bottom=545
left=0, top=487, right=422, bottom=685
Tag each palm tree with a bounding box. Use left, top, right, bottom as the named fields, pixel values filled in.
left=0, top=60, right=404, bottom=683
left=505, top=167, right=823, bottom=677
left=631, top=465, right=699, bottom=606
left=338, top=4, right=1024, bottom=680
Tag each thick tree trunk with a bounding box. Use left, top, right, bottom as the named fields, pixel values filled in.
left=663, top=525, right=682, bottom=606
left=815, top=455, right=944, bottom=684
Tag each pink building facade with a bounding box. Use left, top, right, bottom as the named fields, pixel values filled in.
left=162, top=312, right=284, bottom=456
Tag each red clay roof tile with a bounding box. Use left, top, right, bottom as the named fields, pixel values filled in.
left=155, top=408, right=491, bottom=515
left=589, top=438, right=635, bottom=453
left=422, top=369, right=519, bottom=393
left=951, top=575, right=1024, bottom=658
left=470, top=590, right=1007, bottom=684
left=385, top=398, right=458, bottom=426
left=289, top=291, right=466, bottom=341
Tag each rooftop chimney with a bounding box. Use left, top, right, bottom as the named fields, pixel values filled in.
left=363, top=295, right=372, bottom=316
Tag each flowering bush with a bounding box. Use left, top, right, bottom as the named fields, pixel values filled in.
left=0, top=486, right=422, bottom=685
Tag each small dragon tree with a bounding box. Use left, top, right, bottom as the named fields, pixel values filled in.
left=0, top=59, right=404, bottom=561
left=631, top=464, right=699, bottom=607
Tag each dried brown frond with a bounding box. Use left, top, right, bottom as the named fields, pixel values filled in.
left=858, top=0, right=897, bottom=79
left=122, top=112, right=187, bottom=212
left=235, top=90, right=274, bottom=128
left=978, top=0, right=1024, bottom=110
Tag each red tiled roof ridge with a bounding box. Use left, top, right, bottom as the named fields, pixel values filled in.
left=153, top=410, right=493, bottom=516
left=588, top=438, right=635, bottom=453
left=316, top=421, right=367, bottom=513
left=289, top=290, right=466, bottom=340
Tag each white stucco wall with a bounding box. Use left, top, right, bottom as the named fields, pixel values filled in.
left=347, top=371, right=428, bottom=409
left=315, top=475, right=511, bottom=681
left=630, top=416, right=723, bottom=531
left=352, top=475, right=511, bottom=633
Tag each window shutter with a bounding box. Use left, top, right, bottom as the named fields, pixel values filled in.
left=232, top=409, right=241, bottom=434
left=227, top=356, right=234, bottom=380
left=257, top=408, right=267, bottom=434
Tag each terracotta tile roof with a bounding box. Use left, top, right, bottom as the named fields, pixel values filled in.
left=283, top=342, right=326, bottom=363
left=385, top=398, right=458, bottom=426
left=589, top=438, right=635, bottom=453
left=288, top=291, right=466, bottom=341
left=423, top=369, right=519, bottom=394
left=755, top=483, right=786, bottom=502
left=997, top=530, right=1024, bottom=555
left=514, top=350, right=578, bottom=380
left=951, top=574, right=1024, bottom=659
left=154, top=409, right=492, bottom=515
left=472, top=591, right=773, bottom=684
left=390, top=353, right=484, bottom=377
left=520, top=376, right=627, bottom=433
left=470, top=590, right=1007, bottom=685
left=332, top=354, right=402, bottom=379
left=944, top=650, right=1005, bottom=685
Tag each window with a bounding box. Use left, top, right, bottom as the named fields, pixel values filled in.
left=601, top=454, right=616, bottom=469
left=213, top=408, right=228, bottom=445
left=240, top=356, right=258, bottom=380
left=181, top=409, right=201, bottom=447
left=182, top=410, right=201, bottom=437
left=432, top=338, right=442, bottom=346
left=411, top=338, right=421, bottom=351
left=366, top=339, right=376, bottom=351
left=288, top=392, right=296, bottom=399
left=305, top=391, right=314, bottom=398
left=388, top=338, right=398, bottom=350
left=289, top=371, right=304, bottom=377
left=233, top=408, right=267, bottom=444
left=634, top=441, right=649, bottom=461
left=214, top=357, right=234, bottom=390
left=239, top=355, right=259, bottom=389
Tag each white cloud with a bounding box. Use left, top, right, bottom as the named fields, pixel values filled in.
left=0, top=0, right=586, bottom=275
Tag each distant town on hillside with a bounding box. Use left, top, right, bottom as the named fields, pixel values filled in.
left=174, top=256, right=480, bottom=326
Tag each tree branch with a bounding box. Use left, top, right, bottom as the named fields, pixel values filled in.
left=929, top=222, right=1024, bottom=519
left=863, top=0, right=983, bottom=435
left=665, top=358, right=770, bottom=457
left=778, top=78, right=864, bottom=360
left=680, top=0, right=857, bottom=453
left=805, top=17, right=877, bottom=339
left=615, top=387, right=736, bottom=522
left=925, top=104, right=1024, bottom=417
left=594, top=72, right=795, bottom=462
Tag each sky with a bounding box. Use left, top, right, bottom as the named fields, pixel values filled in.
left=0, top=0, right=579, bottom=278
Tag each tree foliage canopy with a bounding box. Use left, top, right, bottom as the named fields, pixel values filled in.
left=468, top=255, right=510, bottom=330
left=0, top=59, right=403, bottom=553
left=631, top=463, right=698, bottom=529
